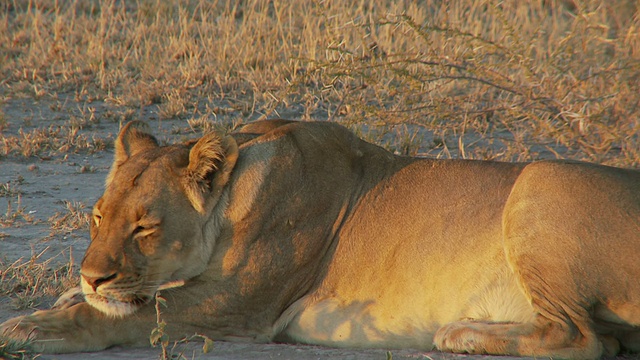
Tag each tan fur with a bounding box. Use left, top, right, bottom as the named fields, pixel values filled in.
left=2, top=120, right=639, bottom=359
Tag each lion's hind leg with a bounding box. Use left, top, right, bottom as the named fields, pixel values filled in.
left=468, top=160, right=640, bottom=359
left=434, top=315, right=604, bottom=359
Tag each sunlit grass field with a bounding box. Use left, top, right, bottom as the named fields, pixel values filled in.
left=2, top=0, right=639, bottom=165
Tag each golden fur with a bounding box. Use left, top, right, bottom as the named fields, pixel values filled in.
left=2, top=120, right=639, bottom=359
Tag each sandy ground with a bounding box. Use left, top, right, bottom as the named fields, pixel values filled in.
left=0, top=95, right=577, bottom=360
left=26, top=342, right=520, bottom=360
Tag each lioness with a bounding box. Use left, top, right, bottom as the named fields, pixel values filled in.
left=1, top=120, right=639, bottom=359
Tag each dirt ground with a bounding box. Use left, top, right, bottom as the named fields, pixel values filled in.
left=0, top=95, right=610, bottom=360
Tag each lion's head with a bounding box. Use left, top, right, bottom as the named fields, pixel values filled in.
left=80, top=122, right=238, bottom=317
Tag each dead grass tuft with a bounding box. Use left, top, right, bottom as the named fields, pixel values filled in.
left=0, top=248, right=79, bottom=310
left=48, top=200, right=90, bottom=234
left=0, top=338, right=34, bottom=360
left=1, top=125, right=109, bottom=158
left=0, top=195, right=35, bottom=228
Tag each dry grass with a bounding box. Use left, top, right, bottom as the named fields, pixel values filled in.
left=151, top=291, right=214, bottom=360
left=48, top=200, right=90, bottom=234
left=1, top=125, right=110, bottom=158
left=0, top=248, right=79, bottom=310
left=0, top=338, right=33, bottom=360
left=0, top=195, right=35, bottom=228
left=0, top=248, right=77, bottom=357
left=0, top=178, right=35, bottom=227
left=1, top=0, right=638, bottom=166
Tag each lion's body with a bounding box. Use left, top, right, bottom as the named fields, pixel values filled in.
left=2, top=120, right=640, bottom=359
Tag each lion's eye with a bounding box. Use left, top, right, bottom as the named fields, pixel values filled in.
left=93, top=214, right=102, bottom=227
left=133, top=225, right=145, bottom=235
left=132, top=224, right=157, bottom=238
left=132, top=214, right=160, bottom=239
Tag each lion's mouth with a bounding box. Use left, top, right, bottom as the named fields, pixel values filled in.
left=84, top=279, right=186, bottom=317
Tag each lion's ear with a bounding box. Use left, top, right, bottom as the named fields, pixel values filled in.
left=114, top=121, right=159, bottom=163
left=184, top=133, right=238, bottom=214
left=106, top=121, right=159, bottom=187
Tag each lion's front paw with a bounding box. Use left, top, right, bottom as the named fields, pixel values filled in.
left=1, top=303, right=110, bottom=353
left=51, top=286, right=85, bottom=310
left=1, top=313, right=46, bottom=351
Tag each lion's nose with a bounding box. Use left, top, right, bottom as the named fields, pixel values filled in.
left=81, top=273, right=117, bottom=292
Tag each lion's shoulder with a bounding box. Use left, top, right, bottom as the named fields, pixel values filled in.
left=233, top=120, right=394, bottom=165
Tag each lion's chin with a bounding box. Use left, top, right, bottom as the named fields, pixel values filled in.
left=84, top=293, right=147, bottom=317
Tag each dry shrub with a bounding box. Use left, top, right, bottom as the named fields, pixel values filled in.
left=291, top=1, right=640, bottom=165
